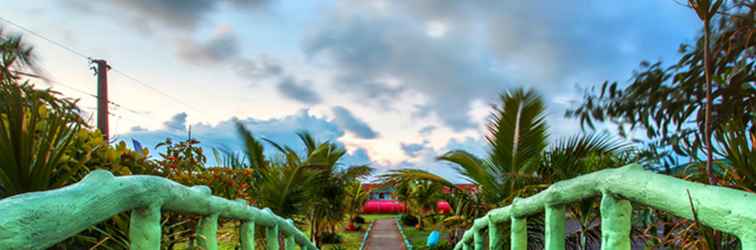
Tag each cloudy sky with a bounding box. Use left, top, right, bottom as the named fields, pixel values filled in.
left=2, top=1, right=700, bottom=181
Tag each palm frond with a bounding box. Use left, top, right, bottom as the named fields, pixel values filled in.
left=486, top=88, right=548, bottom=174
left=234, top=121, right=268, bottom=169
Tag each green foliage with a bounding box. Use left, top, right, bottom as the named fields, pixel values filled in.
left=0, top=28, right=39, bottom=80
left=0, top=79, right=84, bottom=198
left=566, top=1, right=754, bottom=176
left=234, top=122, right=374, bottom=247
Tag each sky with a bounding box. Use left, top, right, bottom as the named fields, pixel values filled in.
left=2, top=1, right=701, bottom=182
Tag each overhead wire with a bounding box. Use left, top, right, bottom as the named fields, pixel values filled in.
left=1, top=16, right=202, bottom=119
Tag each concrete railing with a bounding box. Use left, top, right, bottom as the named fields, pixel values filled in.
left=453, top=164, right=756, bottom=250
left=0, top=170, right=318, bottom=250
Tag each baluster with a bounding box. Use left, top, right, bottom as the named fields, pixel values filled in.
left=129, top=204, right=161, bottom=250
left=462, top=240, right=471, bottom=250
left=285, top=234, right=296, bottom=250
left=510, top=216, right=527, bottom=250
left=545, top=205, right=565, bottom=250
left=197, top=213, right=220, bottom=250
left=600, top=192, right=631, bottom=250
left=284, top=219, right=297, bottom=250
left=473, top=228, right=484, bottom=250
left=240, top=221, right=256, bottom=250
left=488, top=220, right=502, bottom=250
left=742, top=237, right=756, bottom=250
left=266, top=224, right=280, bottom=250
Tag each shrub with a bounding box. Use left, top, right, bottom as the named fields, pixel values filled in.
left=352, top=215, right=366, bottom=225
left=401, top=214, right=419, bottom=227
left=319, top=232, right=342, bottom=244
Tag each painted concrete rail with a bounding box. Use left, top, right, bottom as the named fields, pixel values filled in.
left=364, top=219, right=405, bottom=250
left=453, top=164, right=756, bottom=250
left=0, top=170, right=318, bottom=250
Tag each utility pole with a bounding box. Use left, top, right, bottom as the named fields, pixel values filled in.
left=92, top=59, right=110, bottom=141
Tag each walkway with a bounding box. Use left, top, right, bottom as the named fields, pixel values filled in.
left=364, top=219, right=405, bottom=250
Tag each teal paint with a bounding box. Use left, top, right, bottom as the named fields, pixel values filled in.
left=129, top=204, right=161, bottom=249
left=488, top=219, right=502, bottom=250
left=266, top=223, right=279, bottom=250
left=240, top=221, right=255, bottom=250
left=600, top=193, right=631, bottom=250
left=451, top=164, right=756, bottom=249
left=544, top=205, right=565, bottom=250
left=197, top=213, right=220, bottom=250
left=0, top=170, right=318, bottom=250
left=510, top=216, right=526, bottom=250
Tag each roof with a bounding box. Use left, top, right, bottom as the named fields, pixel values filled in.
left=361, top=183, right=477, bottom=192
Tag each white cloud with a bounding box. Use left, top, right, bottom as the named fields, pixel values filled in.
left=425, top=20, right=448, bottom=38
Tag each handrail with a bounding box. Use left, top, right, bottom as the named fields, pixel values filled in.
left=452, top=164, right=756, bottom=250
left=0, top=170, right=318, bottom=250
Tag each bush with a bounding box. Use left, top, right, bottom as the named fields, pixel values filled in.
left=320, top=232, right=342, bottom=244
left=400, top=214, right=419, bottom=227
left=352, top=215, right=366, bottom=225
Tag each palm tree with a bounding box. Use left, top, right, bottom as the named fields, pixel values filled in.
left=262, top=131, right=373, bottom=246
left=380, top=88, right=628, bottom=247
left=343, top=181, right=369, bottom=229
left=234, top=123, right=316, bottom=219
left=1, top=28, right=40, bottom=80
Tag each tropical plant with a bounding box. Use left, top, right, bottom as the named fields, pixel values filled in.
left=0, top=78, right=85, bottom=198
left=232, top=122, right=373, bottom=246
left=380, top=88, right=629, bottom=248
left=0, top=28, right=40, bottom=80
left=566, top=0, right=754, bottom=189
left=344, top=181, right=369, bottom=229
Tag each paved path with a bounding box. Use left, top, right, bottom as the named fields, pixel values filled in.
left=364, top=219, right=405, bottom=250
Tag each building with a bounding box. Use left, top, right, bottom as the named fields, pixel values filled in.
left=360, top=183, right=477, bottom=214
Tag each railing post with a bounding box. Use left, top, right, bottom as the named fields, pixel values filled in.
left=196, top=213, right=220, bottom=250
left=266, top=224, right=280, bottom=250
left=285, top=234, right=296, bottom=250
left=545, top=205, right=565, bottom=250
left=488, top=220, right=502, bottom=250
left=473, top=228, right=484, bottom=250
left=600, top=192, right=632, bottom=250
left=742, top=236, right=756, bottom=250
left=510, top=216, right=527, bottom=250
left=129, top=204, right=161, bottom=250
left=283, top=219, right=297, bottom=250
left=240, top=221, right=256, bottom=250
left=462, top=240, right=471, bottom=250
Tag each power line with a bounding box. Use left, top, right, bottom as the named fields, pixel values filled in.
left=109, top=68, right=204, bottom=114
left=0, top=16, right=91, bottom=60
left=21, top=72, right=150, bottom=118
left=2, top=17, right=203, bottom=116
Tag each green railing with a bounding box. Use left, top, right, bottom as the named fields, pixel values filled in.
left=453, top=164, right=756, bottom=250
left=0, top=170, right=318, bottom=250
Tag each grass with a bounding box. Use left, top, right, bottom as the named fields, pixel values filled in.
left=361, top=214, right=399, bottom=222
left=321, top=230, right=363, bottom=250
left=403, top=225, right=449, bottom=250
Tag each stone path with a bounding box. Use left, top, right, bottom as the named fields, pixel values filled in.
left=364, top=219, right=405, bottom=250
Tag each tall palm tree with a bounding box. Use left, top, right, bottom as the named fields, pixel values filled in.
left=234, top=122, right=316, bottom=219
left=263, top=131, right=373, bottom=246
left=380, top=87, right=628, bottom=247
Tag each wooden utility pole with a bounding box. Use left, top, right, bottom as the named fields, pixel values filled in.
left=92, top=59, right=110, bottom=141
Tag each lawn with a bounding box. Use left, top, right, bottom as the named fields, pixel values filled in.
left=402, top=225, right=450, bottom=250
left=361, top=214, right=399, bottom=222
